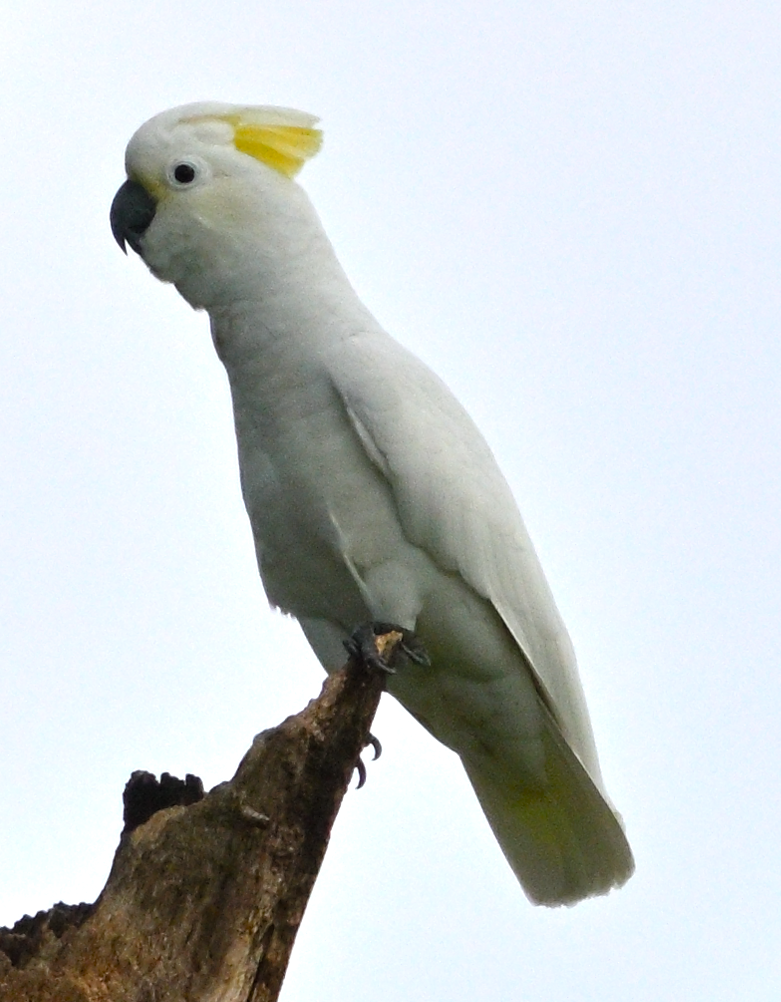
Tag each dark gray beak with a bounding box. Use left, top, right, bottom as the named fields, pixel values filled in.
left=110, top=179, right=157, bottom=255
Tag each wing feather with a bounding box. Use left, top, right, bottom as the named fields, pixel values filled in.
left=325, top=332, right=602, bottom=783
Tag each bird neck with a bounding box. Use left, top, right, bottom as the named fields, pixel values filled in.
left=197, top=202, right=378, bottom=389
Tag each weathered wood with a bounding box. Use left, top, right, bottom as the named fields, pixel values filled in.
left=0, top=633, right=403, bottom=1002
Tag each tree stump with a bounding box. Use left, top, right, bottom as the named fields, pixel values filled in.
left=0, top=630, right=404, bottom=1002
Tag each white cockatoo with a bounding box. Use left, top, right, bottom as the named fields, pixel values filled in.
left=110, top=102, right=633, bottom=906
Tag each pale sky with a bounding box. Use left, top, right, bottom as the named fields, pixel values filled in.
left=2, top=2, right=780, bottom=999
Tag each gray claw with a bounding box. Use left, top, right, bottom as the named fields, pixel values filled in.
left=354, top=756, right=367, bottom=789
left=344, top=622, right=430, bottom=674
left=343, top=626, right=396, bottom=675
left=399, top=636, right=431, bottom=666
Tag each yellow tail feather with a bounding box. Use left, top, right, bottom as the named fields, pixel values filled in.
left=463, top=721, right=634, bottom=906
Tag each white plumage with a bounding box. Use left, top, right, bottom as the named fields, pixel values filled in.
left=111, top=102, right=634, bottom=905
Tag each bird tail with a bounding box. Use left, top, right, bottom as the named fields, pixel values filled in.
left=462, top=719, right=634, bottom=906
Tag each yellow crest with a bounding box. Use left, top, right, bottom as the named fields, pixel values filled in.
left=212, top=107, right=322, bottom=178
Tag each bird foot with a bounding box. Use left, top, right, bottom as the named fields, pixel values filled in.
left=343, top=622, right=431, bottom=676
left=345, top=623, right=427, bottom=789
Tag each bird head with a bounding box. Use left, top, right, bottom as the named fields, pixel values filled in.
left=110, top=102, right=323, bottom=306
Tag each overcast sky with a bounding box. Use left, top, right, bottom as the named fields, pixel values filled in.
left=2, top=2, right=780, bottom=999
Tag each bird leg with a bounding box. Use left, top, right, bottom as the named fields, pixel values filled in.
left=345, top=622, right=428, bottom=788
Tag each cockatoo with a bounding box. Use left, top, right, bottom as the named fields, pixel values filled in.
left=110, top=102, right=633, bottom=905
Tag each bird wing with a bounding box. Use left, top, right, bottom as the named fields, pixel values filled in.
left=324, top=330, right=601, bottom=779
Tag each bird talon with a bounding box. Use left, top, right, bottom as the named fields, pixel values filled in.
left=353, top=734, right=381, bottom=789
left=343, top=625, right=396, bottom=674
left=354, top=756, right=367, bottom=789
left=366, top=733, right=382, bottom=760
left=399, top=637, right=431, bottom=667
left=345, top=622, right=429, bottom=675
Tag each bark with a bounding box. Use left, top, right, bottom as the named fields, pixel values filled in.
left=0, top=630, right=404, bottom=1002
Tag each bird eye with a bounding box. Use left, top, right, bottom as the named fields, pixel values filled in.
left=173, top=162, right=197, bottom=184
